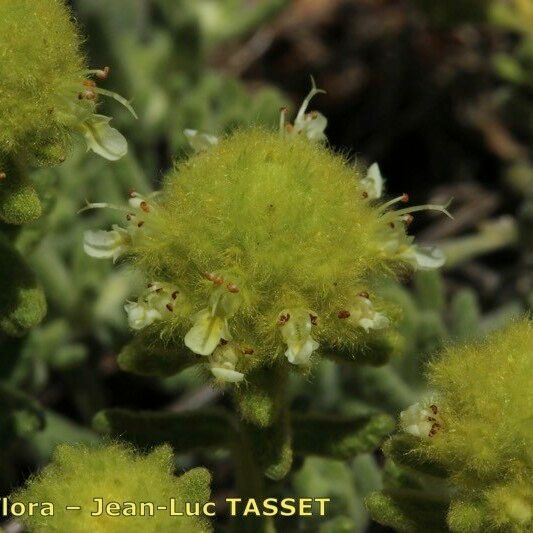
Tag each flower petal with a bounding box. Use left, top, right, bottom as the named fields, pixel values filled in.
left=297, top=112, right=328, bottom=142
left=124, top=301, right=162, bottom=330
left=280, top=309, right=319, bottom=365
left=184, top=129, right=219, bottom=153
left=285, top=337, right=319, bottom=365
left=400, top=401, right=443, bottom=439
left=411, top=245, right=446, bottom=270
left=211, top=366, right=244, bottom=383
left=360, top=163, right=384, bottom=200
left=83, top=228, right=127, bottom=261
left=81, top=115, right=128, bottom=161
left=184, top=310, right=227, bottom=356
left=348, top=296, right=390, bottom=332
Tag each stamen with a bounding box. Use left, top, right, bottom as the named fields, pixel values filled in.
left=277, top=313, right=290, bottom=326
left=94, top=87, right=138, bottom=119
left=78, top=90, right=96, bottom=100
left=378, top=194, right=410, bottom=213
left=78, top=201, right=130, bottom=214
left=0, top=172, right=5, bottom=180
left=86, top=67, right=110, bottom=79
left=242, top=347, right=254, bottom=355
left=137, top=221, right=144, bottom=227
left=358, top=291, right=370, bottom=299
left=279, top=107, right=287, bottom=133
left=309, top=313, right=318, bottom=325
left=338, top=310, right=351, bottom=319
left=171, top=291, right=179, bottom=300
left=140, top=201, right=150, bottom=213
left=227, top=283, right=239, bottom=293
left=204, top=272, right=224, bottom=285
left=166, top=303, right=174, bottom=312
left=295, top=76, right=326, bottom=124
left=386, top=202, right=453, bottom=221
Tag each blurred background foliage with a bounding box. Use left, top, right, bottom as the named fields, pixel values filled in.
left=1, top=0, right=531, bottom=531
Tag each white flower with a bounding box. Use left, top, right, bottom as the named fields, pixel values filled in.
left=80, top=114, right=128, bottom=161
left=124, top=282, right=180, bottom=331
left=282, top=79, right=327, bottom=142
left=184, top=129, right=219, bottom=152
left=209, top=344, right=244, bottom=383
left=124, top=301, right=162, bottom=330
left=381, top=226, right=446, bottom=271
left=293, top=111, right=328, bottom=142
left=83, top=225, right=130, bottom=262
left=402, top=245, right=446, bottom=270
left=360, top=163, right=384, bottom=200
left=279, top=309, right=319, bottom=365
left=400, top=400, right=443, bottom=438
left=184, top=309, right=230, bottom=356
left=184, top=290, right=240, bottom=356
left=348, top=295, right=389, bottom=332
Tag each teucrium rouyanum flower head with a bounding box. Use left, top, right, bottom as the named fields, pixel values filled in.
left=84, top=94, right=448, bottom=382
left=12, top=443, right=212, bottom=532
left=0, top=0, right=133, bottom=162
left=392, top=319, right=533, bottom=532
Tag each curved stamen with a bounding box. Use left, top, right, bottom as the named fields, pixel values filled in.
left=78, top=201, right=131, bottom=214
left=377, top=194, right=409, bottom=213
left=295, top=76, right=326, bottom=124
left=94, top=87, right=138, bottom=119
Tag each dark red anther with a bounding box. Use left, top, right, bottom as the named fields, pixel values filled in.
left=171, top=291, right=179, bottom=300
left=227, top=283, right=239, bottom=293
left=428, top=422, right=441, bottom=437
left=401, top=193, right=409, bottom=203
left=140, top=201, right=150, bottom=213
left=204, top=272, right=224, bottom=285
left=338, top=310, right=351, bottom=319
left=310, top=314, right=318, bottom=325
left=166, top=303, right=174, bottom=312
left=137, top=221, right=144, bottom=227
left=362, top=191, right=368, bottom=199
left=96, top=66, right=110, bottom=79
left=242, top=347, right=254, bottom=355
left=277, top=313, right=290, bottom=326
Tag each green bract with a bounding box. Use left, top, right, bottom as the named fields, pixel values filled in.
left=84, top=106, right=448, bottom=383
left=0, top=0, right=131, bottom=163
left=12, top=443, right=212, bottom=532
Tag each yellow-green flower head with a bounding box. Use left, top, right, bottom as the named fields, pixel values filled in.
left=0, top=0, right=133, bottom=163
left=12, top=443, right=212, bottom=533
left=83, top=88, right=448, bottom=382
left=400, top=318, right=533, bottom=532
